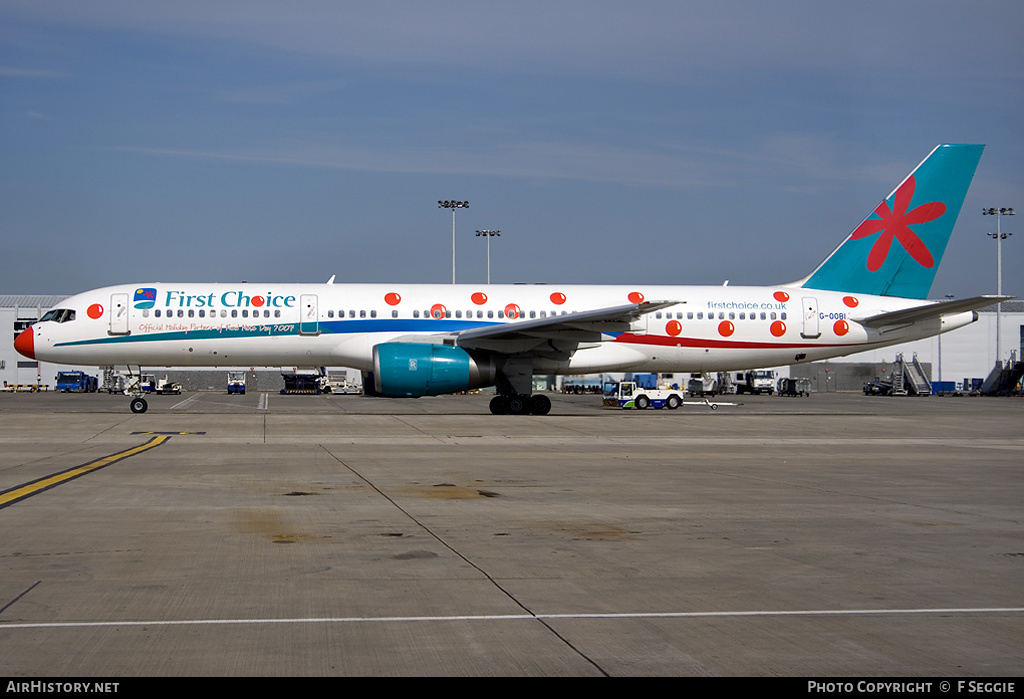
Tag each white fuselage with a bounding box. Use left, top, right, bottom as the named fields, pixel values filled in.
left=25, top=282, right=975, bottom=375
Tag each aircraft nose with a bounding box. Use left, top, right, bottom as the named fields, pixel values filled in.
left=14, top=328, right=35, bottom=359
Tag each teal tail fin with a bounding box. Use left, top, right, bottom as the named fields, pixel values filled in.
left=800, top=144, right=984, bottom=299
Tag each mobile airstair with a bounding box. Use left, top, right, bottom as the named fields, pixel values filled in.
left=887, top=353, right=931, bottom=396
left=981, top=351, right=1024, bottom=396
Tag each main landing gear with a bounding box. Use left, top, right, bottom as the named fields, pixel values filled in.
left=489, top=393, right=551, bottom=416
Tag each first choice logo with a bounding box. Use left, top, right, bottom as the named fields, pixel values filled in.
left=163, top=290, right=296, bottom=308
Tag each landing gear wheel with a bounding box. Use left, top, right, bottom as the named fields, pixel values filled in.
left=666, top=394, right=681, bottom=410
left=130, top=397, right=148, bottom=414
left=636, top=395, right=650, bottom=410
left=489, top=395, right=509, bottom=415
left=529, top=394, right=551, bottom=416
left=507, top=395, right=529, bottom=415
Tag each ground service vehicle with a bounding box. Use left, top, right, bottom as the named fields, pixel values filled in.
left=735, top=370, right=776, bottom=395
left=778, top=377, right=812, bottom=397
left=604, top=380, right=683, bottom=410
left=227, top=371, right=246, bottom=394
left=55, top=371, right=98, bottom=392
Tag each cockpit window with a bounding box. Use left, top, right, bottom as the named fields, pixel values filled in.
left=40, top=308, right=76, bottom=323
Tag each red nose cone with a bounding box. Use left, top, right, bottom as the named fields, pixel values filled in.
left=14, top=328, right=35, bottom=359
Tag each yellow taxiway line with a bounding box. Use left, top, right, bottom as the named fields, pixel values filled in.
left=0, top=436, right=170, bottom=510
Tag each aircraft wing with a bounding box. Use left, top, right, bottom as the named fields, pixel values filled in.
left=454, top=300, right=680, bottom=358
left=856, top=295, right=1012, bottom=328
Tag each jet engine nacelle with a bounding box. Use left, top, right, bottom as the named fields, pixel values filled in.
left=370, top=342, right=497, bottom=397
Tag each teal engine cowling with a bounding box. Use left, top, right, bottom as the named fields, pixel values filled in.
left=370, top=342, right=497, bottom=397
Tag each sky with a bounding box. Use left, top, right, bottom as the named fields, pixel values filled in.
left=1, top=1, right=1022, bottom=300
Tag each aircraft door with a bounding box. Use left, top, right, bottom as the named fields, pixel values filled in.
left=299, top=294, right=319, bottom=335
left=109, top=293, right=130, bottom=335
left=800, top=296, right=820, bottom=339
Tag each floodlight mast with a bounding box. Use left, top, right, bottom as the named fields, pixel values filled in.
left=438, top=200, right=469, bottom=283
left=983, top=207, right=1015, bottom=366
left=476, top=229, right=501, bottom=284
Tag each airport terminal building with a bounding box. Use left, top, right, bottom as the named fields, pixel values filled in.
left=3, top=294, right=1022, bottom=392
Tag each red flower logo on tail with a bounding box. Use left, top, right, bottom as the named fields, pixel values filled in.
left=850, top=176, right=945, bottom=271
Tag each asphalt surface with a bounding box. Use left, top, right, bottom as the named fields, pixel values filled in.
left=0, top=390, right=1021, bottom=676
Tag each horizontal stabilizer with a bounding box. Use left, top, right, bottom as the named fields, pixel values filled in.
left=857, top=295, right=1012, bottom=327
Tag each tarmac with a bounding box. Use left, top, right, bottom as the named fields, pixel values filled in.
left=0, top=390, right=1021, bottom=676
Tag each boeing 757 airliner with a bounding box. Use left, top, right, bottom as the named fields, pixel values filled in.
left=15, top=144, right=1006, bottom=415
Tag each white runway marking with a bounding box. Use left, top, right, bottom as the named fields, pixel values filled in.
left=169, top=395, right=197, bottom=411
left=3, top=607, right=1022, bottom=629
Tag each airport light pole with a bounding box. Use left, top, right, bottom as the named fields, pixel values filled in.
left=984, top=207, right=1015, bottom=366
left=439, top=200, right=469, bottom=283
left=475, top=229, right=500, bottom=284
left=938, top=293, right=954, bottom=383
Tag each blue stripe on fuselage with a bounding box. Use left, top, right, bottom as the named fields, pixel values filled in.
left=54, top=318, right=504, bottom=348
